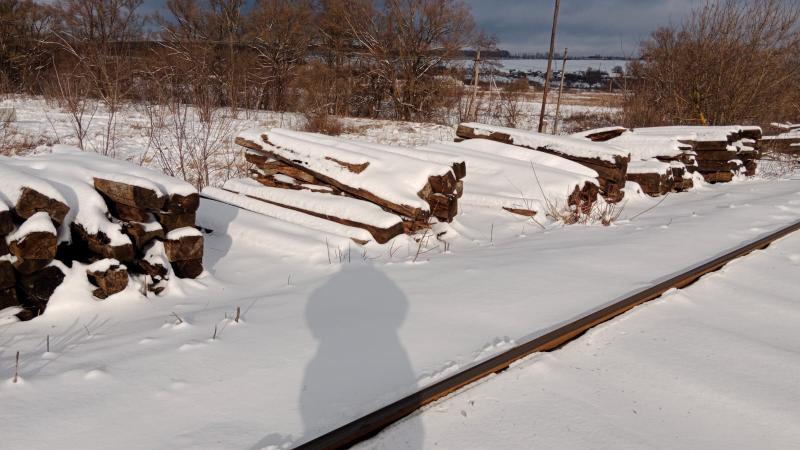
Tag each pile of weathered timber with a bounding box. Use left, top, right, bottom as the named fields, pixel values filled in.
left=414, top=139, right=599, bottom=218
left=456, top=122, right=630, bottom=202
left=574, top=127, right=696, bottom=196
left=760, top=124, right=800, bottom=155
left=574, top=125, right=763, bottom=195
left=1, top=147, right=203, bottom=320
left=223, top=129, right=464, bottom=244
left=626, top=126, right=762, bottom=184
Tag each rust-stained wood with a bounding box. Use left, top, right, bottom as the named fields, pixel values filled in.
left=171, top=259, right=204, bottom=279
left=152, top=211, right=196, bottom=233
left=0, top=208, right=13, bottom=235
left=702, top=171, right=735, bottom=183
left=110, top=202, right=151, bottom=222
left=71, top=223, right=136, bottom=262
left=17, top=265, right=64, bottom=312
left=87, top=263, right=129, bottom=299
left=502, top=207, right=537, bottom=217
left=163, top=193, right=200, bottom=214
left=121, top=222, right=164, bottom=249
left=9, top=231, right=57, bottom=262
left=163, top=234, right=204, bottom=262
left=0, top=260, right=15, bottom=290
left=428, top=193, right=458, bottom=223
left=94, top=178, right=165, bottom=210
left=14, top=187, right=70, bottom=225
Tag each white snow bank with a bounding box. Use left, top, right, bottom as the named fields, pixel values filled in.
left=0, top=159, right=68, bottom=208
left=86, top=258, right=123, bottom=273
left=416, top=140, right=597, bottom=212
left=1, top=154, right=131, bottom=247
left=223, top=178, right=403, bottom=229
left=239, top=129, right=455, bottom=212
left=630, top=125, right=761, bottom=142
left=50, top=145, right=197, bottom=196
left=166, top=227, right=202, bottom=240
left=460, top=122, right=630, bottom=162
left=627, top=160, right=672, bottom=174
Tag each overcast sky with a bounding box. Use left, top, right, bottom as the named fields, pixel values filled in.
left=139, top=0, right=703, bottom=57
left=466, top=0, right=702, bottom=56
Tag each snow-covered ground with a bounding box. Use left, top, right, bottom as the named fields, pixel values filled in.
left=362, top=228, right=800, bottom=449
left=1, top=177, right=799, bottom=449
left=0, top=95, right=615, bottom=188
left=1, top=95, right=798, bottom=449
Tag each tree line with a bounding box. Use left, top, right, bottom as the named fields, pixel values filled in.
left=0, top=0, right=480, bottom=124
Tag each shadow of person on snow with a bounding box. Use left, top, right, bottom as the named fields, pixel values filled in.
left=299, top=263, right=423, bottom=448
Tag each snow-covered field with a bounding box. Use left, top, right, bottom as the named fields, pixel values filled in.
left=497, top=58, right=629, bottom=74
left=1, top=177, right=799, bottom=448
left=363, top=229, right=800, bottom=449
left=1, top=95, right=799, bottom=449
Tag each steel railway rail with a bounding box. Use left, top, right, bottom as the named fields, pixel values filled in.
left=292, top=219, right=800, bottom=450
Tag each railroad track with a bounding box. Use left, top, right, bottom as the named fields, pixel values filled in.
left=294, top=219, right=800, bottom=450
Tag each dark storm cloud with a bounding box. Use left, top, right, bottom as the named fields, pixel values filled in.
left=464, top=0, right=702, bottom=56
left=139, top=0, right=700, bottom=56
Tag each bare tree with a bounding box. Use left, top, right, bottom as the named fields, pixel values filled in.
left=246, top=0, right=316, bottom=112
left=625, top=0, right=800, bottom=127
left=345, top=0, right=475, bottom=121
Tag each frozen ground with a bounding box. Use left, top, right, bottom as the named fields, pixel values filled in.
left=0, top=177, right=798, bottom=449
left=362, top=226, right=800, bottom=450
left=0, top=95, right=797, bottom=449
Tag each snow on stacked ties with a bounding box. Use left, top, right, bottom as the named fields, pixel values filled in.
left=413, top=139, right=599, bottom=217
left=456, top=122, right=630, bottom=202
left=0, top=146, right=203, bottom=320
left=761, top=122, right=800, bottom=154
left=574, top=126, right=697, bottom=195
left=215, top=129, right=463, bottom=244
left=627, top=126, right=762, bottom=184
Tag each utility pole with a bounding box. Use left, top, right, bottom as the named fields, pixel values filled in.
left=537, top=0, right=561, bottom=133
left=553, top=47, right=568, bottom=134
left=469, top=47, right=481, bottom=121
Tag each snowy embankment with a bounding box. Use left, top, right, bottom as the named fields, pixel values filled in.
left=1, top=177, right=799, bottom=448
left=362, top=229, right=800, bottom=449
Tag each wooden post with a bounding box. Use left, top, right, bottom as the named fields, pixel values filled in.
left=553, top=47, right=568, bottom=134
left=469, top=48, right=481, bottom=121
left=537, top=0, right=561, bottom=133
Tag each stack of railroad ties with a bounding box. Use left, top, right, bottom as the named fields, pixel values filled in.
left=212, top=129, right=465, bottom=245
left=1, top=147, right=203, bottom=321
left=457, top=122, right=763, bottom=197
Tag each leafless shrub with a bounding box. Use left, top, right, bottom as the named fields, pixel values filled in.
left=624, top=0, right=800, bottom=127
left=144, top=97, right=238, bottom=190
left=757, top=152, right=800, bottom=179
left=495, top=78, right=530, bottom=128
left=543, top=190, right=625, bottom=226
left=560, top=110, right=621, bottom=134
left=303, top=112, right=344, bottom=136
